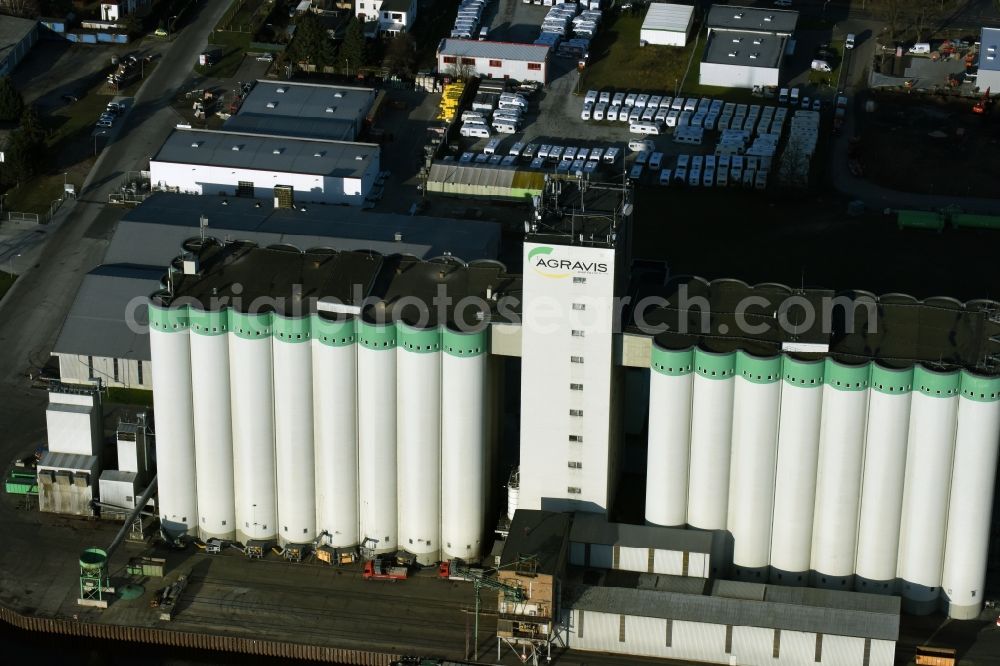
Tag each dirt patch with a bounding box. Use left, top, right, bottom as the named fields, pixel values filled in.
left=856, top=91, right=1000, bottom=197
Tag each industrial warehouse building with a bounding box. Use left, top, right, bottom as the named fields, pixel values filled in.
left=47, top=177, right=1000, bottom=637
left=563, top=581, right=899, bottom=665
left=640, top=2, right=695, bottom=47
left=437, top=39, right=550, bottom=84
left=699, top=5, right=798, bottom=88
left=149, top=128, right=380, bottom=206
left=224, top=81, right=376, bottom=142
left=0, top=15, right=39, bottom=76
left=52, top=192, right=501, bottom=391
left=979, top=27, right=1000, bottom=92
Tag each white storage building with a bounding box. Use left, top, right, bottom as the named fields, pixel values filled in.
left=699, top=5, right=798, bottom=89
left=640, top=3, right=695, bottom=47
left=150, top=128, right=379, bottom=206
left=437, top=39, right=550, bottom=84
left=563, top=582, right=899, bottom=666
left=979, top=27, right=1000, bottom=93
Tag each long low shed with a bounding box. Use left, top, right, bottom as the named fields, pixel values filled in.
left=563, top=583, right=899, bottom=665
left=437, top=39, right=550, bottom=83
left=426, top=162, right=545, bottom=199
left=640, top=3, right=695, bottom=47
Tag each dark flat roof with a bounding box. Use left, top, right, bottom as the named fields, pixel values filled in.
left=703, top=29, right=785, bottom=68
left=500, top=510, right=571, bottom=576
left=706, top=5, right=798, bottom=34
left=569, top=513, right=713, bottom=554
left=111, top=193, right=501, bottom=265
left=626, top=269, right=1000, bottom=375
left=564, top=582, right=900, bottom=641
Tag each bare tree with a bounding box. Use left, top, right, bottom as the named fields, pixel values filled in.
left=870, top=0, right=905, bottom=42
left=0, top=0, right=39, bottom=17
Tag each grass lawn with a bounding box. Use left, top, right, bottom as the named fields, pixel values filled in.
left=0, top=272, right=15, bottom=301
left=105, top=387, right=154, bottom=407
left=196, top=31, right=250, bottom=79
left=581, top=14, right=702, bottom=93
left=3, top=174, right=66, bottom=217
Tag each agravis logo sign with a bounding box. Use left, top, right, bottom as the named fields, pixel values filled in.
left=528, top=246, right=610, bottom=279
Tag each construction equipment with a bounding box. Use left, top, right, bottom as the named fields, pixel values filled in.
left=152, top=575, right=188, bottom=621
left=439, top=558, right=485, bottom=582
left=363, top=556, right=409, bottom=581
left=974, top=87, right=992, bottom=115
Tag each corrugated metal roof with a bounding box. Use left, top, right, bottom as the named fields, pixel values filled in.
left=641, top=3, right=694, bottom=33
left=501, top=510, right=571, bottom=575
left=52, top=265, right=160, bottom=361
left=439, top=38, right=549, bottom=62
left=706, top=5, right=798, bottom=34
left=569, top=512, right=713, bottom=553
left=152, top=128, right=377, bottom=178
left=37, top=452, right=98, bottom=473
left=564, top=584, right=900, bottom=641
left=981, top=27, right=1000, bottom=73
left=108, top=193, right=500, bottom=267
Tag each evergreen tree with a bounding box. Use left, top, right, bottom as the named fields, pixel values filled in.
left=0, top=76, right=24, bottom=123
left=340, top=18, right=367, bottom=74
left=289, top=12, right=337, bottom=68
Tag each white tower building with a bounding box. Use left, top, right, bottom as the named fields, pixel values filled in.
left=188, top=308, right=236, bottom=541
left=897, top=367, right=960, bottom=614
left=397, top=323, right=443, bottom=565
left=855, top=365, right=912, bottom=593
left=519, top=240, right=621, bottom=514
left=810, top=360, right=869, bottom=589
left=645, top=345, right=694, bottom=528
left=148, top=300, right=199, bottom=535
left=441, top=327, right=488, bottom=561
left=357, top=319, right=398, bottom=554
left=727, top=352, right=781, bottom=581
left=942, top=371, right=1000, bottom=619
left=272, top=314, right=317, bottom=545
left=229, top=310, right=278, bottom=544
left=769, top=357, right=823, bottom=585
left=312, top=316, right=360, bottom=549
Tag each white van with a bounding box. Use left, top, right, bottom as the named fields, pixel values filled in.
left=483, top=137, right=504, bottom=155
left=629, top=121, right=661, bottom=135
left=909, top=42, right=930, bottom=54
left=461, top=124, right=491, bottom=138
left=845, top=33, right=855, bottom=49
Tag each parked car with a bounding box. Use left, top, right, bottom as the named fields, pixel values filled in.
left=257, top=53, right=274, bottom=62
left=812, top=99, right=822, bottom=111
left=845, top=33, right=855, bottom=49
left=154, top=27, right=169, bottom=38
left=96, top=120, right=114, bottom=128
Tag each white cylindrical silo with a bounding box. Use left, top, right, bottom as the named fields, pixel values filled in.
left=441, top=326, right=487, bottom=561
left=148, top=300, right=198, bottom=535
left=687, top=348, right=736, bottom=575
left=897, top=366, right=960, bottom=614
left=942, top=372, right=1000, bottom=619
left=272, top=314, right=316, bottom=546
left=810, top=359, right=870, bottom=589
left=645, top=345, right=694, bottom=528
left=188, top=308, right=236, bottom=541
left=312, top=315, right=359, bottom=549
left=855, top=364, right=913, bottom=593
left=357, top=319, right=397, bottom=555
left=728, top=352, right=782, bottom=581
left=229, top=311, right=277, bottom=544
left=397, top=323, right=442, bottom=565
left=769, top=357, right=823, bottom=585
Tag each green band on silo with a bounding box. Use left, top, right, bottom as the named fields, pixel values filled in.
left=273, top=315, right=312, bottom=343
left=960, top=371, right=1000, bottom=402
left=148, top=302, right=190, bottom=332
left=782, top=356, right=824, bottom=387
left=357, top=319, right=396, bottom=350
left=189, top=309, right=228, bottom=336
left=913, top=365, right=960, bottom=398
left=870, top=365, right=913, bottom=395
left=694, top=348, right=736, bottom=379
left=736, top=351, right=781, bottom=384
left=824, top=359, right=870, bottom=391
left=398, top=322, right=441, bottom=353
left=651, top=344, right=693, bottom=376
left=443, top=327, right=486, bottom=357
left=230, top=310, right=272, bottom=339
left=313, top=315, right=356, bottom=347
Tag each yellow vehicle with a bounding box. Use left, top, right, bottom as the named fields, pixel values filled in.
left=154, top=27, right=168, bottom=38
